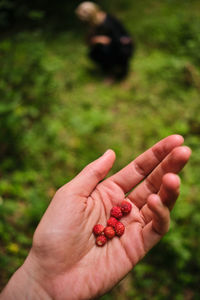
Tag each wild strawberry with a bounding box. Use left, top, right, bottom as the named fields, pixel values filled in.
left=121, top=200, right=132, bottom=215
left=115, top=221, right=125, bottom=237
left=104, top=226, right=115, bottom=239
left=110, top=206, right=123, bottom=219
left=107, top=217, right=118, bottom=228
left=93, top=224, right=104, bottom=236
left=96, top=235, right=107, bottom=247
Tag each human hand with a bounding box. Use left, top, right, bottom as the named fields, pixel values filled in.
left=1, top=135, right=191, bottom=300
left=120, top=36, right=132, bottom=44
left=90, top=35, right=111, bottom=45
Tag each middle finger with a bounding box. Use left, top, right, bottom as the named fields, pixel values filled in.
left=127, top=146, right=190, bottom=209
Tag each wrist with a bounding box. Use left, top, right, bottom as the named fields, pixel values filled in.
left=0, top=255, right=52, bottom=300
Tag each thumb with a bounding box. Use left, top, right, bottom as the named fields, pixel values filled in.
left=68, top=150, right=116, bottom=197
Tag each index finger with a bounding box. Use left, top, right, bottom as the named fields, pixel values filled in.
left=108, top=135, right=184, bottom=193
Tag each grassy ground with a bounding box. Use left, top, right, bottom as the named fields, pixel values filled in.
left=1, top=0, right=200, bottom=298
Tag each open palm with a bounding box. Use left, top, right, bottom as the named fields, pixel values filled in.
left=25, top=135, right=191, bottom=300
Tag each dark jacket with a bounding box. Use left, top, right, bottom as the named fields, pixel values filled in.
left=88, top=14, right=134, bottom=70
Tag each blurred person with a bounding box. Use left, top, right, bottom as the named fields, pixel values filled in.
left=75, top=1, right=134, bottom=81
left=0, top=135, right=191, bottom=300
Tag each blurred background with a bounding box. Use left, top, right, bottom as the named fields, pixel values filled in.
left=0, top=0, right=200, bottom=299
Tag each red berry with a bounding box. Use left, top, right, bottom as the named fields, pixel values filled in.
left=115, top=221, right=125, bottom=237
left=110, top=206, right=123, bottom=219
left=107, top=217, right=118, bottom=228
left=121, top=200, right=132, bottom=215
left=93, top=224, right=104, bottom=236
left=104, top=226, right=115, bottom=239
left=96, top=235, right=107, bottom=247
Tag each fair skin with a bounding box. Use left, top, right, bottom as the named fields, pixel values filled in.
left=90, top=36, right=132, bottom=45
left=85, top=11, right=132, bottom=46
left=0, top=135, right=191, bottom=300
left=90, top=35, right=111, bottom=45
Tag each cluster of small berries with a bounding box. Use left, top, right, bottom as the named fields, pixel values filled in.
left=93, top=200, right=132, bottom=247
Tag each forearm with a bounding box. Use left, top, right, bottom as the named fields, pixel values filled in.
left=0, top=262, right=51, bottom=300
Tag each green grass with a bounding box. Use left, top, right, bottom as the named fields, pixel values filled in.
left=1, top=0, right=200, bottom=298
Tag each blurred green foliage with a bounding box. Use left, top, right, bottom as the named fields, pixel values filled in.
left=1, top=0, right=200, bottom=298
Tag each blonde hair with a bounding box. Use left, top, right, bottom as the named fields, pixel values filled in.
left=75, top=2, right=101, bottom=24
